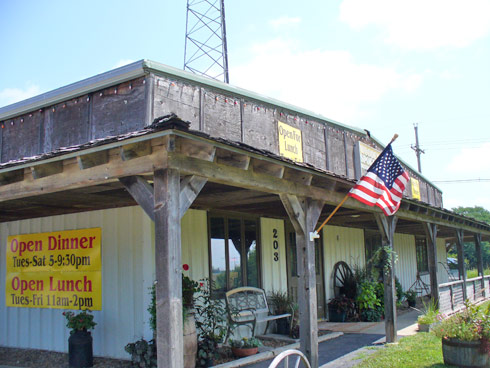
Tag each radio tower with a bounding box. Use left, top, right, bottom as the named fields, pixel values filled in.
left=184, top=0, right=230, bottom=83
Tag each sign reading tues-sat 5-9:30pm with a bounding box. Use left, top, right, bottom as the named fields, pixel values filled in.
left=6, top=228, right=102, bottom=310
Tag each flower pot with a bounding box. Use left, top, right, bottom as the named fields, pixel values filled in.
left=442, top=338, right=488, bottom=368
left=276, top=318, right=290, bottom=335
left=183, top=312, right=197, bottom=368
left=68, top=330, right=93, bottom=368
left=328, top=307, right=346, bottom=322
left=231, top=347, right=258, bottom=358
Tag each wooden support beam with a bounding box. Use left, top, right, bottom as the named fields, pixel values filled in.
left=475, top=233, right=485, bottom=297
left=283, top=167, right=313, bottom=186
left=280, top=194, right=323, bottom=368
left=215, top=148, right=250, bottom=169
left=30, top=161, right=63, bottom=179
left=179, top=175, right=207, bottom=219
left=455, top=229, right=467, bottom=300
left=119, top=176, right=155, bottom=221
left=424, top=223, right=439, bottom=306
left=251, top=158, right=285, bottom=178
left=374, top=214, right=398, bottom=343
left=177, top=137, right=216, bottom=161
left=0, top=169, right=24, bottom=185
left=154, top=168, right=183, bottom=368
left=77, top=151, right=109, bottom=169
left=120, top=141, right=152, bottom=161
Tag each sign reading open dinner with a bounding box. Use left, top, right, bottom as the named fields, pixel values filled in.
left=6, top=228, right=102, bottom=310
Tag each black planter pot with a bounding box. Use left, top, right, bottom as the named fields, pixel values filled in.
left=68, top=330, right=93, bottom=368
left=276, top=318, right=290, bottom=335
left=328, top=307, right=346, bottom=322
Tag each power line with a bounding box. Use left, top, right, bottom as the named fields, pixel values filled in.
left=432, top=178, right=490, bottom=183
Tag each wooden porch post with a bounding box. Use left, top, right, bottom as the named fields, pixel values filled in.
left=455, top=229, right=467, bottom=300
left=154, top=168, right=183, bottom=368
left=424, top=223, right=439, bottom=306
left=374, top=214, right=398, bottom=343
left=280, top=194, right=323, bottom=368
left=475, top=233, right=485, bottom=298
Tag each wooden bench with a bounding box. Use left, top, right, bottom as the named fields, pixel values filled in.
left=225, top=287, right=291, bottom=341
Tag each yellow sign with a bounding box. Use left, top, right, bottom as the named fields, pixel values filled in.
left=6, top=228, right=101, bottom=310
left=411, top=178, right=421, bottom=200
left=277, top=121, right=303, bottom=162
left=358, top=141, right=381, bottom=175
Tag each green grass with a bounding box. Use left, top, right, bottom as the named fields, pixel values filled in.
left=467, top=268, right=490, bottom=278
left=355, top=333, right=449, bottom=368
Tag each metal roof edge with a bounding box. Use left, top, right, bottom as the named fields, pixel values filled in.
left=141, top=60, right=365, bottom=135
left=0, top=60, right=147, bottom=121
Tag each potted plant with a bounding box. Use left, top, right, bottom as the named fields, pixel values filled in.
left=405, top=289, right=417, bottom=308
left=268, top=290, right=293, bottom=335
left=63, top=309, right=96, bottom=368
left=195, top=279, right=228, bottom=367
left=229, top=337, right=262, bottom=358
left=417, top=298, right=442, bottom=332
left=356, top=281, right=382, bottom=322
left=433, top=301, right=490, bottom=367
left=327, top=295, right=355, bottom=322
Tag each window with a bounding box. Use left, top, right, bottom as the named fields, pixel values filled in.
left=209, top=216, right=259, bottom=293
left=416, top=238, right=429, bottom=274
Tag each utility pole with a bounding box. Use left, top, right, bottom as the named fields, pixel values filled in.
left=184, top=0, right=230, bottom=83
left=411, top=123, right=425, bottom=173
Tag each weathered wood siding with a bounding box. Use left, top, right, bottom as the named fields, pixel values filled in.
left=260, top=218, right=288, bottom=293
left=321, top=225, right=366, bottom=303
left=0, top=77, right=146, bottom=163
left=0, top=67, right=442, bottom=206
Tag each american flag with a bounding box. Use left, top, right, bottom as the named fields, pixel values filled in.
left=349, top=144, right=409, bottom=216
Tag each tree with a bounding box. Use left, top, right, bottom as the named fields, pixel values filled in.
left=450, top=206, right=490, bottom=269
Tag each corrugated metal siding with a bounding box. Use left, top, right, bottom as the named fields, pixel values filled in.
left=0, top=207, right=154, bottom=359
left=260, top=218, right=288, bottom=293
left=181, top=209, right=209, bottom=282
left=394, top=233, right=417, bottom=292
left=322, top=225, right=365, bottom=302
left=437, top=238, right=449, bottom=284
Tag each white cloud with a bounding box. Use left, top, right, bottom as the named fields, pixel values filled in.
left=269, top=16, right=301, bottom=30
left=340, top=0, right=490, bottom=49
left=231, top=38, right=421, bottom=123
left=112, top=59, right=136, bottom=69
left=0, top=85, right=42, bottom=108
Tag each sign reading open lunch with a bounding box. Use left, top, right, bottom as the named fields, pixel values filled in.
left=6, top=228, right=102, bottom=310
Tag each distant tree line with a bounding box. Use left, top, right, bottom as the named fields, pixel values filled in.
left=448, top=206, right=490, bottom=269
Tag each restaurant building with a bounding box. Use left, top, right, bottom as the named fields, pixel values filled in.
left=1, top=60, right=489, bottom=367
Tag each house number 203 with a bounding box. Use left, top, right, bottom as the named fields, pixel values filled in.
left=272, top=228, right=279, bottom=262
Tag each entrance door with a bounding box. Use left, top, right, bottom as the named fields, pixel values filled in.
left=285, top=223, right=326, bottom=319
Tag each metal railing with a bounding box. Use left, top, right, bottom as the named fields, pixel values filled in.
left=439, top=275, right=490, bottom=313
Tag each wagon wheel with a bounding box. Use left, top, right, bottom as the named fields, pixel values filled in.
left=333, top=261, right=354, bottom=298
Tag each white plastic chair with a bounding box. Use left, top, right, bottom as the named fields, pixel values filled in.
left=268, top=349, right=312, bottom=368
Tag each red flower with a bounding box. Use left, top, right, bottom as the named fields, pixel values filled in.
left=199, top=282, right=204, bottom=287
left=182, top=264, right=189, bottom=271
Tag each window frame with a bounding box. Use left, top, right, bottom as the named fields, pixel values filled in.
left=415, top=237, right=429, bottom=275
left=207, top=213, right=261, bottom=294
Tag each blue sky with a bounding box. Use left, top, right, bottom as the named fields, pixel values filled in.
left=1, top=0, right=489, bottom=211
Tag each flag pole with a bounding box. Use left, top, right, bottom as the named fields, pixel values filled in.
left=309, top=134, right=399, bottom=241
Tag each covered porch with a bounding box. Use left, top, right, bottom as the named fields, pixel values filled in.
left=1, top=116, right=490, bottom=367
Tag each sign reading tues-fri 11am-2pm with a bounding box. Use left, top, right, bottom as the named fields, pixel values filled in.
left=6, top=228, right=102, bottom=310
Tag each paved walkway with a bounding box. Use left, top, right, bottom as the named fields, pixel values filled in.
left=218, top=309, right=422, bottom=368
